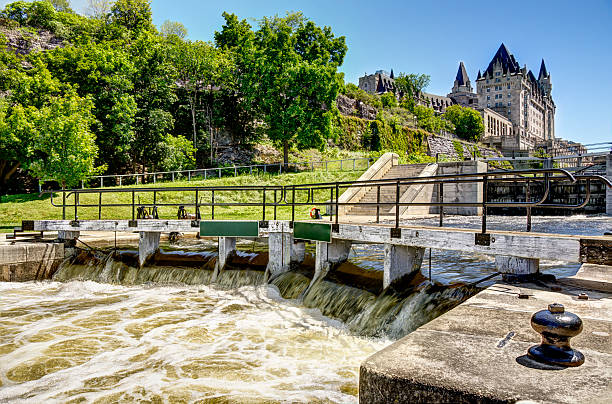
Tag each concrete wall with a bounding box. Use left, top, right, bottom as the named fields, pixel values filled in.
left=432, top=161, right=487, bottom=215
left=607, top=154, right=612, bottom=216
left=0, top=243, right=64, bottom=281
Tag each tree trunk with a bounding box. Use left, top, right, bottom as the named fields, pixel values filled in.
left=283, top=140, right=289, bottom=168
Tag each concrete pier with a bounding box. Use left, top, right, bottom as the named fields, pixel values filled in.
left=313, top=239, right=352, bottom=282
left=266, top=232, right=292, bottom=279
left=495, top=255, right=539, bottom=281
left=383, top=244, right=425, bottom=289
left=138, top=231, right=160, bottom=267
left=359, top=264, right=612, bottom=403
left=212, top=236, right=236, bottom=280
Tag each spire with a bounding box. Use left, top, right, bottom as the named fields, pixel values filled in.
left=390, top=69, right=394, bottom=79
left=455, top=61, right=469, bottom=86
left=477, top=70, right=482, bottom=80
left=538, top=59, right=549, bottom=79
left=484, top=43, right=521, bottom=77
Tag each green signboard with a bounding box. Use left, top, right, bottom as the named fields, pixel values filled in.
left=200, top=221, right=259, bottom=237
left=293, top=222, right=332, bottom=242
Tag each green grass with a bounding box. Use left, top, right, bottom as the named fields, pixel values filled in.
left=0, top=170, right=365, bottom=231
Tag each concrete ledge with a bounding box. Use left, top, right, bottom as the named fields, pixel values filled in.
left=359, top=272, right=612, bottom=403
left=0, top=243, right=64, bottom=281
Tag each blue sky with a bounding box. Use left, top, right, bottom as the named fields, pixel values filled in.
left=3, top=0, right=611, bottom=145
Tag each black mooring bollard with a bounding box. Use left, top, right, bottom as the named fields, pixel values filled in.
left=527, top=303, right=585, bottom=367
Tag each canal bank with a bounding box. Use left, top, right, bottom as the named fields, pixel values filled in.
left=359, top=263, right=612, bottom=403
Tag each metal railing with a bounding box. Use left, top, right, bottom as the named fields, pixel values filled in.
left=38, top=157, right=373, bottom=190
left=40, top=168, right=612, bottom=234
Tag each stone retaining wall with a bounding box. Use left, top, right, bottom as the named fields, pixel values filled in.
left=0, top=242, right=64, bottom=281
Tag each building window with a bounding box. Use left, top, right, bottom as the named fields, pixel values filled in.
left=496, top=72, right=501, bottom=76
left=487, top=95, right=490, bottom=100
left=508, top=102, right=511, bottom=106
left=507, top=84, right=511, bottom=89
left=487, top=103, right=490, bottom=107
left=486, top=80, right=489, bottom=84
left=487, top=88, right=490, bottom=93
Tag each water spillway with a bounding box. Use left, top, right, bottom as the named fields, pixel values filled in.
left=2, top=212, right=601, bottom=402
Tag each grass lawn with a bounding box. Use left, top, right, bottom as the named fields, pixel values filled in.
left=0, top=170, right=364, bottom=231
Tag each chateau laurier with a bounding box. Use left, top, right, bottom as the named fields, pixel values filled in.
left=359, top=44, right=583, bottom=156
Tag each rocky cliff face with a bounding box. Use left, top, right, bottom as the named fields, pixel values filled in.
left=0, top=26, right=65, bottom=56
left=336, top=94, right=378, bottom=120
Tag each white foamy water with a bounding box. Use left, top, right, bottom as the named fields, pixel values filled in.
left=0, top=281, right=388, bottom=403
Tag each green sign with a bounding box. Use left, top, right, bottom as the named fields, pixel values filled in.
left=293, top=222, right=332, bottom=242
left=200, top=221, right=259, bottom=237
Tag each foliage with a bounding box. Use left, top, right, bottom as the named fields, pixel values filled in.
left=395, top=73, right=430, bottom=104
left=26, top=93, right=101, bottom=187
left=341, top=82, right=382, bottom=108
left=380, top=92, right=397, bottom=108
left=110, top=0, right=152, bottom=33
left=413, top=105, right=452, bottom=133
left=158, top=134, right=195, bottom=171
left=444, top=104, right=484, bottom=142
left=160, top=20, right=187, bottom=39
left=216, top=12, right=347, bottom=165
left=452, top=140, right=465, bottom=160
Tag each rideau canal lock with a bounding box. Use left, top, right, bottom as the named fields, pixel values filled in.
left=1, top=155, right=611, bottom=403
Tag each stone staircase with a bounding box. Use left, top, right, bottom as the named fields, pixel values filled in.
left=346, top=164, right=431, bottom=217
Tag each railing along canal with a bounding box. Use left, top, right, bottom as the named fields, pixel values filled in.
left=39, top=157, right=373, bottom=190
left=41, top=168, right=611, bottom=235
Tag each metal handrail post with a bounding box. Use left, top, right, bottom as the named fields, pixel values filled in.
left=526, top=180, right=531, bottom=232
left=98, top=192, right=102, bottom=220
left=274, top=189, right=277, bottom=220
left=62, top=189, right=66, bottom=220
left=376, top=185, right=381, bottom=224
left=132, top=191, right=135, bottom=221
left=335, top=183, right=340, bottom=225
left=262, top=187, right=266, bottom=221
left=439, top=183, right=444, bottom=227
left=395, top=180, right=400, bottom=229
left=74, top=192, right=78, bottom=220
left=211, top=190, right=215, bottom=219
left=195, top=189, right=200, bottom=219
left=330, top=187, right=333, bottom=222
left=291, top=186, right=296, bottom=223
left=482, top=175, right=488, bottom=233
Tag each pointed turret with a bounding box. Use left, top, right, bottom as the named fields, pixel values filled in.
left=390, top=69, right=394, bottom=79
left=451, top=61, right=472, bottom=93
left=538, top=59, right=549, bottom=79
left=477, top=70, right=482, bottom=80
left=483, top=43, right=521, bottom=77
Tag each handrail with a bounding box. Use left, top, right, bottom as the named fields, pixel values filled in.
left=39, top=156, right=374, bottom=190
left=39, top=168, right=611, bottom=234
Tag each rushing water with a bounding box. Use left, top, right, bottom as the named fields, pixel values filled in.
left=1, top=215, right=610, bottom=402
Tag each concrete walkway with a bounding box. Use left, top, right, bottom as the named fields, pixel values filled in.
left=359, top=263, right=612, bottom=403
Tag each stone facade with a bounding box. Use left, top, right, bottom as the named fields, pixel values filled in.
left=475, top=44, right=555, bottom=153
left=358, top=70, right=398, bottom=95
left=336, top=93, right=378, bottom=120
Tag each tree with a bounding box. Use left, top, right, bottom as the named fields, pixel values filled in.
left=380, top=92, right=397, bottom=108
left=27, top=94, right=101, bottom=188
left=110, top=0, right=152, bottom=33
left=395, top=73, right=431, bottom=110
left=87, top=0, right=111, bottom=18
left=160, top=20, right=187, bottom=39
left=444, top=104, right=484, bottom=142
left=221, top=12, right=346, bottom=166
left=170, top=39, right=233, bottom=160
left=50, top=0, right=71, bottom=12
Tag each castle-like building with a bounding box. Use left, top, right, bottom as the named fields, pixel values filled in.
left=357, top=44, right=582, bottom=156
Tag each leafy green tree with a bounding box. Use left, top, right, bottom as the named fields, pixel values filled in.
left=50, top=0, right=71, bottom=12
left=27, top=93, right=101, bottom=188
left=444, top=104, right=484, bottom=141
left=395, top=73, right=430, bottom=110
left=380, top=92, right=397, bottom=108
left=110, top=0, right=153, bottom=33
left=158, top=134, right=195, bottom=171
left=160, top=20, right=188, bottom=39
left=219, top=12, right=346, bottom=166
left=170, top=38, right=233, bottom=157
left=87, top=0, right=111, bottom=18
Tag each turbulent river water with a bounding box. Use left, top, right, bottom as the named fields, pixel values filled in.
left=0, top=215, right=609, bottom=403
